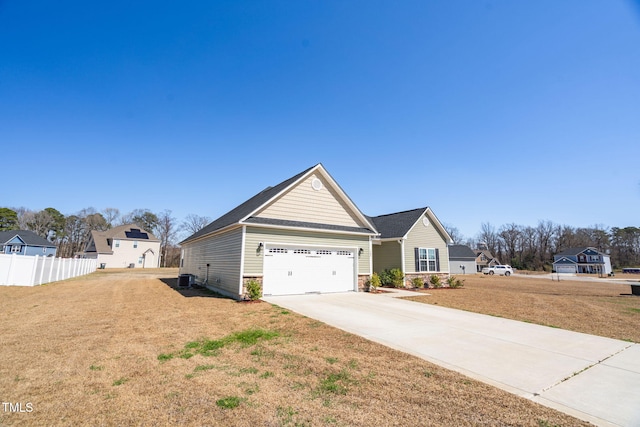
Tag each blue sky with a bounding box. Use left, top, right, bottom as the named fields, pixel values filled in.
left=2, top=1, right=639, bottom=240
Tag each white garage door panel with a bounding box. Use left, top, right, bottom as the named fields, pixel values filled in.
left=556, top=265, right=576, bottom=274
left=263, top=246, right=355, bottom=296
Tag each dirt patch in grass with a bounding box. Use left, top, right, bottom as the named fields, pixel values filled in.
left=0, top=269, right=591, bottom=426
left=406, top=274, right=640, bottom=343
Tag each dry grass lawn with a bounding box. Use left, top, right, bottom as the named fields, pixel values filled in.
left=405, top=273, right=640, bottom=343
left=2, top=269, right=626, bottom=426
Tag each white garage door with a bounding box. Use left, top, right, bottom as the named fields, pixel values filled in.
left=262, top=245, right=356, bottom=296
left=556, top=265, right=577, bottom=274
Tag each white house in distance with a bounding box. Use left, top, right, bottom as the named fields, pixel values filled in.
left=80, top=224, right=160, bottom=268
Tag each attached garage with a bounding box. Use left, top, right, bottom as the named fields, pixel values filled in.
left=556, top=265, right=577, bottom=274
left=179, top=164, right=378, bottom=300
left=262, top=245, right=356, bottom=296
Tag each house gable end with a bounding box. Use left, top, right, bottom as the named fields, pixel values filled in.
left=243, top=165, right=376, bottom=233
left=404, top=209, right=452, bottom=244
left=7, top=235, right=26, bottom=245
left=252, top=171, right=369, bottom=229
left=554, top=257, right=577, bottom=265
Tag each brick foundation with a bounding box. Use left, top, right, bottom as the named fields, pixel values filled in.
left=404, top=272, right=450, bottom=289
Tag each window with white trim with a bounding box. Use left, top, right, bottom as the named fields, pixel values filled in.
left=417, top=248, right=438, bottom=272
left=11, top=245, right=22, bottom=253
left=114, top=240, right=120, bottom=248
left=134, top=241, right=138, bottom=248
left=293, top=249, right=311, bottom=254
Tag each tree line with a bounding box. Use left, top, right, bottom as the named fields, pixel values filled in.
left=2, top=206, right=638, bottom=271
left=446, top=221, right=640, bottom=271
left=0, top=207, right=211, bottom=268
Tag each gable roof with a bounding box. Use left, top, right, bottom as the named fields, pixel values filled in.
left=0, top=230, right=56, bottom=248
left=553, top=256, right=577, bottom=265
left=181, top=164, right=378, bottom=244
left=369, top=207, right=452, bottom=243
left=554, top=247, right=607, bottom=257
left=448, top=244, right=476, bottom=259
left=84, top=224, right=159, bottom=255
left=99, top=224, right=159, bottom=241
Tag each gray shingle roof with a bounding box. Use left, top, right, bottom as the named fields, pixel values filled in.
left=368, top=208, right=427, bottom=239
left=555, top=247, right=603, bottom=257
left=0, top=230, right=56, bottom=247
left=448, top=244, right=476, bottom=259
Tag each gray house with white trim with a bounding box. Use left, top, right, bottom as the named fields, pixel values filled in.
left=0, top=230, right=57, bottom=257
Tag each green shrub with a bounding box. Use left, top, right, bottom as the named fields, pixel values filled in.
left=245, top=279, right=262, bottom=301
left=379, top=269, right=393, bottom=287
left=447, top=275, right=465, bottom=288
left=429, top=274, right=442, bottom=288
left=411, top=277, right=424, bottom=289
left=367, top=273, right=381, bottom=291
left=389, top=268, right=405, bottom=288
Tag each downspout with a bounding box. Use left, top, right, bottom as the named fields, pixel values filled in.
left=239, top=226, right=247, bottom=299
left=399, top=238, right=405, bottom=276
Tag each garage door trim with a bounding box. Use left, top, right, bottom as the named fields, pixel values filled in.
left=262, top=242, right=358, bottom=296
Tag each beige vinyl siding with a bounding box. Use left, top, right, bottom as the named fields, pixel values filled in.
left=254, top=173, right=364, bottom=228
left=179, top=227, right=243, bottom=297
left=403, top=215, right=450, bottom=273
left=372, top=241, right=402, bottom=274
left=243, top=226, right=371, bottom=275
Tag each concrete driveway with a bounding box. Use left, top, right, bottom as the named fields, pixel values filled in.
left=263, top=290, right=640, bottom=427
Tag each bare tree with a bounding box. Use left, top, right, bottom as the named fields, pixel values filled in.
left=498, top=223, right=522, bottom=265
left=478, top=222, right=500, bottom=259
left=442, top=223, right=464, bottom=244
left=102, top=208, right=120, bottom=229
left=182, top=214, right=211, bottom=236
left=536, top=220, right=557, bottom=268
left=156, top=210, right=181, bottom=267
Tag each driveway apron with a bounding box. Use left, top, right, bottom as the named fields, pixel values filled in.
left=263, top=291, right=639, bottom=427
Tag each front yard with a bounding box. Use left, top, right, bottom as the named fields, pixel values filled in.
left=0, top=269, right=599, bottom=426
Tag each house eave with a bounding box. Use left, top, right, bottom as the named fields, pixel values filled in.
left=242, top=221, right=377, bottom=237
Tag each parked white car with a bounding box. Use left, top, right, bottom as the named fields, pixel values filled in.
left=482, top=265, right=513, bottom=276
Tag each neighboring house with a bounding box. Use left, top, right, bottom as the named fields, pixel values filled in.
left=369, top=208, right=452, bottom=285
left=0, top=230, right=57, bottom=257
left=79, top=224, right=160, bottom=268
left=553, top=247, right=612, bottom=275
left=448, top=244, right=477, bottom=274
left=179, top=164, right=379, bottom=300
left=474, top=249, right=500, bottom=273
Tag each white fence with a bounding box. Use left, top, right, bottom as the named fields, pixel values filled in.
left=0, top=254, right=97, bottom=286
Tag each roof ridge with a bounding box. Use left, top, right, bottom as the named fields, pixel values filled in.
left=371, top=207, right=428, bottom=219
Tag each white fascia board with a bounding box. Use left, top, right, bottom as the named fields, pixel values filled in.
left=376, top=237, right=405, bottom=243
left=241, top=221, right=376, bottom=236
left=180, top=223, right=243, bottom=246
left=424, top=208, right=454, bottom=244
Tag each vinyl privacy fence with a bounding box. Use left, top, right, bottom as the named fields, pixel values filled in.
left=0, top=254, right=97, bottom=286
